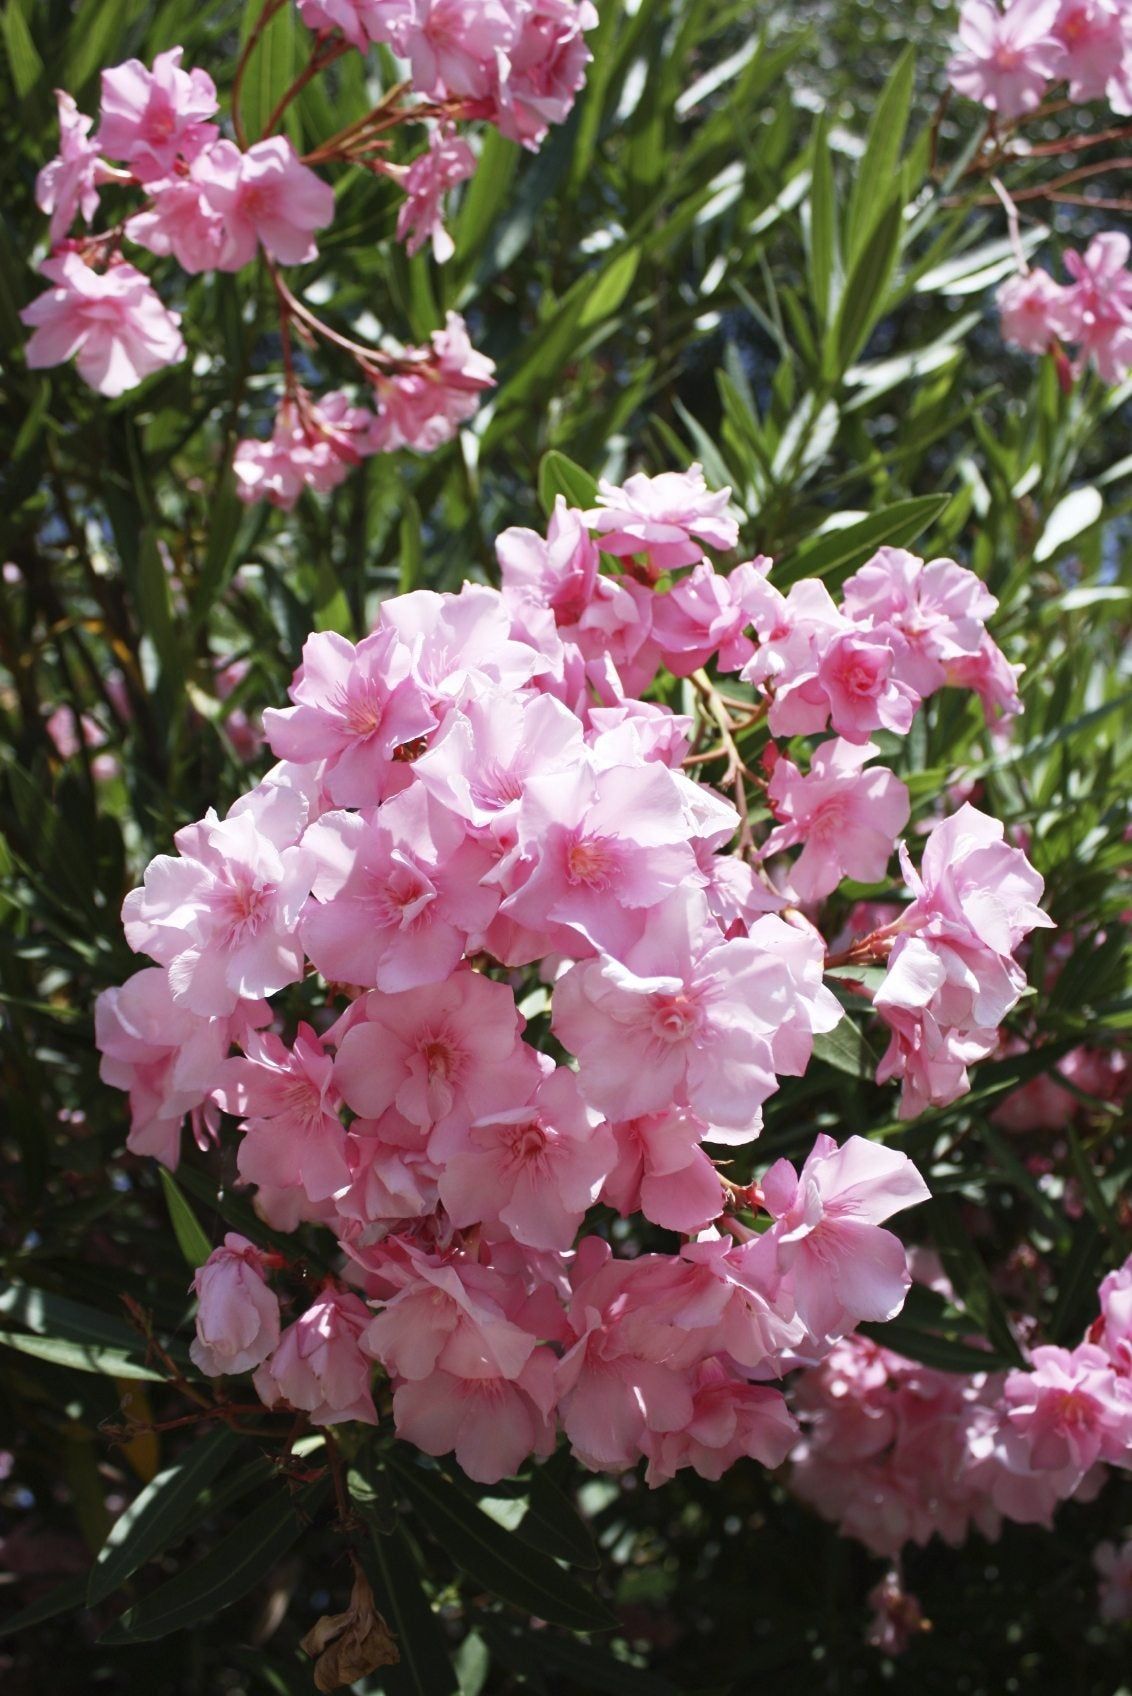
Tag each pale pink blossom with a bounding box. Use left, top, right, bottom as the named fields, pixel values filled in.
left=1060, top=232, right=1132, bottom=382
left=36, top=92, right=101, bottom=246
left=437, top=1065, right=614, bottom=1249
left=397, top=0, right=519, bottom=99
left=997, top=267, right=1075, bottom=353
left=740, top=578, right=850, bottom=738
left=551, top=890, right=840, bottom=1133
left=1094, top=1536, right=1132, bottom=1623
left=1052, top=0, right=1127, bottom=101
left=1096, top=1255, right=1132, bottom=1376
left=602, top=1111, right=725, bottom=1233
left=95, top=968, right=260, bottom=1168
left=391, top=1352, right=557, bottom=1481
left=650, top=557, right=771, bottom=677
left=233, top=391, right=376, bottom=509
left=363, top=1244, right=537, bottom=1381
left=948, top=0, right=1064, bottom=118
left=761, top=1134, right=930, bottom=1341
left=195, top=137, right=335, bottom=268
left=763, top=740, right=910, bottom=902
left=412, top=687, right=585, bottom=838
left=586, top=464, right=739, bottom=573
left=368, top=312, right=495, bottom=452
left=125, top=153, right=230, bottom=273
left=497, top=497, right=602, bottom=628
left=98, top=47, right=218, bottom=180
left=1000, top=1343, right=1132, bottom=1481
left=394, top=128, right=476, bottom=261
left=335, top=1109, right=439, bottom=1230
left=254, top=1287, right=377, bottom=1424
left=298, top=0, right=397, bottom=50
left=332, top=969, right=538, bottom=1143
left=213, top=1023, right=352, bottom=1207
left=300, top=786, right=496, bottom=990
left=379, top=582, right=547, bottom=704
left=121, top=805, right=313, bottom=1016
left=641, top=1360, right=797, bottom=1486
left=190, top=1234, right=281, bottom=1377
left=817, top=631, right=919, bottom=742
left=22, top=255, right=185, bottom=397
left=492, top=0, right=598, bottom=149
left=262, top=627, right=435, bottom=808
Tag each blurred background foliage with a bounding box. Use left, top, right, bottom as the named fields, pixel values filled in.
left=0, top=1, right=1130, bottom=1693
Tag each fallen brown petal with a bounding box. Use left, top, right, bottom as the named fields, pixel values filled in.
left=300, top=1563, right=400, bottom=1693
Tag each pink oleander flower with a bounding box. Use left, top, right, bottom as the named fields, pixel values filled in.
left=262, top=626, right=435, bottom=808
left=394, top=127, right=476, bottom=261
left=497, top=496, right=603, bottom=627
left=641, top=1360, right=798, bottom=1486
left=436, top=1064, right=614, bottom=1250
left=121, top=804, right=313, bottom=1016
left=492, top=0, right=599, bottom=150
left=1052, top=0, right=1127, bottom=102
left=586, top=464, right=739, bottom=573
left=763, top=740, right=910, bottom=902
left=254, top=1287, right=377, bottom=1424
left=332, top=969, right=538, bottom=1144
left=1000, top=1343, right=1132, bottom=1481
left=190, top=1234, right=281, bottom=1377
left=299, top=785, right=496, bottom=990
left=369, top=312, right=496, bottom=453
left=997, top=267, right=1074, bottom=353
left=98, top=47, right=218, bottom=180
left=234, top=392, right=376, bottom=509
left=21, top=255, right=185, bottom=397
left=298, top=0, right=396, bottom=50
left=1096, top=1255, right=1132, bottom=1376
left=948, top=0, right=1064, bottom=118
left=494, top=757, right=705, bottom=958
left=397, top=0, right=520, bottom=99
left=193, top=137, right=336, bottom=268
left=551, top=889, right=840, bottom=1134
left=213, top=1022, right=352, bottom=1208
left=380, top=581, right=548, bottom=704
left=335, top=1110, right=439, bottom=1230
left=761, top=1134, right=931, bottom=1341
left=602, top=1110, right=726, bottom=1233
left=875, top=805, right=1052, bottom=1115
left=125, top=151, right=231, bottom=273
left=36, top=91, right=101, bottom=246
left=391, top=1351, right=558, bottom=1482
left=364, top=1245, right=538, bottom=1381
left=817, top=631, right=920, bottom=742
left=412, top=687, right=586, bottom=838
left=651, top=557, right=772, bottom=677
left=1060, top=232, right=1132, bottom=383
left=1095, top=1536, right=1132, bottom=1623
left=94, top=968, right=258, bottom=1168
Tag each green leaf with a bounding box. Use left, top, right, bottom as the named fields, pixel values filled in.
left=857, top=1321, right=1010, bottom=1376
left=160, top=1168, right=214, bottom=1269
left=99, top=1481, right=326, bottom=1643
left=387, top=1452, right=615, bottom=1632
left=831, top=192, right=904, bottom=374
left=1050, top=1216, right=1105, bottom=1344
left=811, top=1015, right=877, bottom=1079
left=538, top=449, right=599, bottom=515
left=0, top=1574, right=89, bottom=1641
left=363, top=1520, right=460, bottom=1696
left=777, top=494, right=950, bottom=586
left=237, top=0, right=296, bottom=143
left=1, top=1, right=43, bottom=97
left=88, top=1426, right=241, bottom=1605
left=928, top=1197, right=1026, bottom=1367
left=517, top=1467, right=599, bottom=1571
left=0, top=1328, right=163, bottom=1380
left=844, top=47, right=914, bottom=262
left=805, top=113, right=836, bottom=326
left=1033, top=486, right=1104, bottom=564
left=0, top=1282, right=181, bottom=1358
left=64, top=0, right=139, bottom=94
left=579, top=246, right=641, bottom=327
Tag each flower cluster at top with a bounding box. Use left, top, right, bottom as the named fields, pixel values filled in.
left=789, top=1251, right=1132, bottom=1578
left=997, top=231, right=1132, bottom=383
left=22, top=3, right=596, bottom=495
left=949, top=0, right=1132, bottom=119
left=96, top=464, right=1053, bottom=1486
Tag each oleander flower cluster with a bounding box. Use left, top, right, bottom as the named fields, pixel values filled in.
left=789, top=1253, right=1132, bottom=1560
left=997, top=233, right=1132, bottom=383
left=949, top=0, right=1132, bottom=119
left=23, top=3, right=596, bottom=497
left=97, top=464, right=1056, bottom=1486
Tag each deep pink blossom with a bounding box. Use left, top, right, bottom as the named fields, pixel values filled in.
left=234, top=392, right=376, bottom=509
left=213, top=1023, right=352, bottom=1208
left=641, top=1360, right=797, bottom=1486
left=394, top=127, right=476, bottom=261
left=1052, top=0, right=1127, bottom=102
left=651, top=557, right=771, bottom=677
left=763, top=740, right=910, bottom=902
left=818, top=631, right=920, bottom=742
left=997, top=267, right=1075, bottom=353
left=190, top=1234, right=281, bottom=1377
left=369, top=312, right=496, bottom=452
left=254, top=1287, right=377, bottom=1424
left=492, top=0, right=598, bottom=149
left=98, top=47, right=218, bottom=180
left=396, top=1, right=519, bottom=99
left=1000, top=1343, right=1132, bottom=1481
left=1060, top=232, right=1132, bottom=382
left=602, top=1111, right=725, bottom=1233
left=195, top=137, right=335, bottom=268
left=22, top=255, right=185, bottom=397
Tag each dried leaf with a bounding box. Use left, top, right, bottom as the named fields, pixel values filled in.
left=300, top=1563, right=400, bottom=1693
